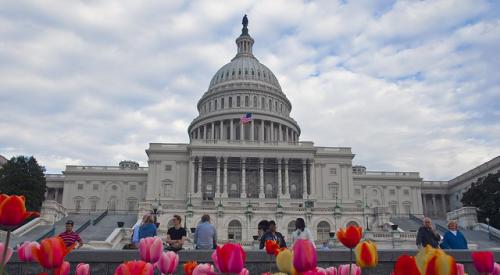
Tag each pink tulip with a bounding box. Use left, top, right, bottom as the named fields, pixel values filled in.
left=192, top=263, right=215, bottom=275
left=76, top=263, right=90, bottom=275
left=238, top=268, right=250, bottom=275
left=493, top=263, right=500, bottom=275
left=17, top=241, right=39, bottom=262
left=0, top=242, right=13, bottom=265
left=55, top=261, right=70, bottom=275
left=338, top=264, right=361, bottom=275
left=115, top=260, right=154, bottom=275
left=211, top=243, right=246, bottom=273
left=139, top=237, right=163, bottom=263
left=325, top=267, right=338, bottom=275
left=472, top=251, right=494, bottom=273
left=156, top=251, right=179, bottom=275
left=293, top=239, right=317, bottom=272
left=456, top=263, right=465, bottom=275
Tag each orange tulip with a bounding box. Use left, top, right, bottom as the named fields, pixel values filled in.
left=184, top=261, right=198, bottom=275
left=393, top=254, right=420, bottom=275
left=354, top=240, right=378, bottom=268
left=265, top=240, right=280, bottom=256
left=0, top=194, right=39, bottom=226
left=336, top=226, right=362, bottom=249
left=114, top=260, right=153, bottom=275
left=32, top=237, right=73, bottom=269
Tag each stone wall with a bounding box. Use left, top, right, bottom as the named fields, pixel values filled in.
left=6, top=249, right=500, bottom=274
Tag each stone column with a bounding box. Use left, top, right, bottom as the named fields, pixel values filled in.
left=189, top=157, right=195, bottom=194
left=240, top=120, right=244, bottom=141
left=222, top=157, right=228, bottom=198
left=284, top=159, right=290, bottom=198
left=196, top=158, right=202, bottom=197
left=220, top=120, right=224, bottom=140
left=230, top=119, right=234, bottom=141
left=277, top=158, right=282, bottom=195
left=261, top=120, right=265, bottom=141
left=278, top=124, right=282, bottom=142
left=250, top=119, right=255, bottom=141
left=422, top=194, right=428, bottom=217
left=270, top=121, right=274, bottom=141
left=259, top=158, right=265, bottom=198
left=441, top=195, right=447, bottom=217
left=241, top=158, right=246, bottom=198
left=432, top=195, right=437, bottom=217
left=216, top=157, right=221, bottom=196
left=396, top=187, right=401, bottom=216
left=285, top=127, right=289, bottom=142
left=309, top=160, right=315, bottom=198
left=197, top=127, right=201, bottom=140
left=302, top=159, right=308, bottom=198
left=204, top=124, right=207, bottom=139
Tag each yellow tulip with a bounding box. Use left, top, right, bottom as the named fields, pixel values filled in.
left=354, top=240, right=378, bottom=268
left=275, top=248, right=296, bottom=275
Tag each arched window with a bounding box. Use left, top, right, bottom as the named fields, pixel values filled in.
left=245, top=96, right=249, bottom=107
left=317, top=221, right=331, bottom=242
left=214, top=99, right=218, bottom=110
left=89, top=196, right=98, bottom=212
left=346, top=221, right=359, bottom=227
left=229, top=97, right=232, bottom=108
left=221, top=98, right=225, bottom=109
left=237, top=96, right=241, bottom=107
left=228, top=220, right=242, bottom=241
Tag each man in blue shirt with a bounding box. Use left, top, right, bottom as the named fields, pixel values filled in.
left=440, top=220, right=468, bottom=249
left=194, top=214, right=217, bottom=249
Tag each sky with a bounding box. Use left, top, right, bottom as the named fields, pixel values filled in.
left=1, top=0, right=499, bottom=180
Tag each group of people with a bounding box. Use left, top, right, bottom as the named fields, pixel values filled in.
left=259, top=217, right=316, bottom=249
left=416, top=217, right=468, bottom=249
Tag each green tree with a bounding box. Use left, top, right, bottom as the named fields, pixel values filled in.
left=0, top=156, right=47, bottom=212
left=461, top=172, right=500, bottom=229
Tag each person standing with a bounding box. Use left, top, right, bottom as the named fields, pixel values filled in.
left=416, top=217, right=441, bottom=248
left=259, top=220, right=287, bottom=249
left=194, top=214, right=217, bottom=249
left=166, top=215, right=187, bottom=252
left=58, top=220, right=83, bottom=248
left=138, top=214, right=157, bottom=240
left=440, top=220, right=468, bottom=249
left=291, top=218, right=315, bottom=247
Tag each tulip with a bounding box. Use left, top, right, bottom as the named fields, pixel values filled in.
left=338, top=264, right=361, bottom=275
left=18, top=241, right=39, bottom=262
left=114, top=260, right=154, bottom=275
left=265, top=240, right=280, bottom=256
left=0, top=194, right=40, bottom=226
left=0, top=243, right=13, bottom=266
left=324, top=267, right=338, bottom=275
left=425, top=249, right=457, bottom=275
left=76, top=263, right=90, bottom=275
left=492, top=262, right=500, bottom=275
left=393, top=254, right=420, bottom=275
left=211, top=243, right=246, bottom=273
left=354, top=240, right=377, bottom=268
left=138, top=237, right=163, bottom=263
left=336, top=226, right=362, bottom=249
left=293, top=239, right=317, bottom=272
left=276, top=248, right=297, bottom=275
left=471, top=251, right=494, bottom=274
left=456, top=263, right=465, bottom=275
left=32, top=237, right=72, bottom=269
left=55, top=261, right=70, bottom=275
left=156, top=251, right=179, bottom=275
left=184, top=261, right=198, bottom=275
left=239, top=268, right=250, bottom=275
left=192, top=263, right=215, bottom=275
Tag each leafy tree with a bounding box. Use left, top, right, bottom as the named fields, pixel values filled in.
left=0, top=156, right=47, bottom=212
left=461, top=172, right=500, bottom=229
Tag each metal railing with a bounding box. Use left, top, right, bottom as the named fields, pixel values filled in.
left=76, top=219, right=91, bottom=234
left=37, top=227, right=55, bottom=242
left=92, top=210, right=109, bottom=226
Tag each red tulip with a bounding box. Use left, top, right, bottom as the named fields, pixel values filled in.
left=337, top=264, right=361, bottom=275
left=192, top=263, right=215, bottom=275
left=0, top=194, right=39, bottom=226
left=155, top=251, right=178, bottom=275
left=211, top=243, right=246, bottom=273
left=184, top=261, right=198, bottom=275
left=32, top=237, right=72, bottom=269
left=293, top=239, right=317, bottom=272
left=492, top=262, right=500, bottom=275
left=393, top=254, right=420, bottom=275
left=0, top=243, right=13, bottom=265
left=425, top=250, right=457, bottom=275
left=336, top=226, right=362, bottom=249
left=114, top=260, right=154, bottom=275
left=54, top=261, right=70, bottom=275
left=76, top=263, right=90, bottom=275
left=18, top=241, right=39, bottom=262
left=265, top=239, right=280, bottom=256
left=354, top=240, right=378, bottom=268
left=472, top=251, right=495, bottom=273
left=138, top=237, right=163, bottom=263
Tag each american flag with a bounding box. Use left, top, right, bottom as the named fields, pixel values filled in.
left=240, top=112, right=252, bottom=124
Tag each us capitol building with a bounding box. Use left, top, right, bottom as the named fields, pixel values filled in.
left=42, top=17, right=500, bottom=247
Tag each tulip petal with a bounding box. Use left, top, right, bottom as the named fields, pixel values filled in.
left=471, top=251, right=495, bottom=273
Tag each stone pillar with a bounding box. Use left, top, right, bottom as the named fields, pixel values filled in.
left=277, top=158, right=282, bottom=195
left=278, top=124, right=282, bottom=142
left=197, top=127, right=201, bottom=140
left=441, top=195, right=447, bottom=217
left=270, top=121, right=274, bottom=141
left=220, top=120, right=224, bottom=140
left=285, top=127, right=289, bottom=142
left=284, top=159, right=290, bottom=198
left=302, top=159, right=308, bottom=198
left=309, top=160, right=315, bottom=198
left=240, top=120, right=244, bottom=141
left=396, top=187, right=401, bottom=216
left=241, top=158, right=246, bottom=198
left=230, top=119, right=234, bottom=141
left=216, top=157, right=221, bottom=196
left=222, top=157, right=228, bottom=198
left=432, top=195, right=437, bottom=218
left=189, top=157, right=195, bottom=194
left=196, top=158, right=203, bottom=197
left=422, top=194, right=428, bottom=217
left=260, top=120, right=265, bottom=141
left=250, top=119, right=255, bottom=141
left=259, top=158, right=265, bottom=198
left=211, top=122, right=215, bottom=140
left=203, top=124, right=207, bottom=139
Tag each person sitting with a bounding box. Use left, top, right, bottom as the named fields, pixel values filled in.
left=440, top=220, right=468, bottom=249
left=58, top=220, right=83, bottom=248
left=259, top=220, right=286, bottom=249
left=291, top=218, right=315, bottom=247
left=194, top=214, right=217, bottom=250
left=138, top=214, right=157, bottom=240
left=166, top=215, right=187, bottom=252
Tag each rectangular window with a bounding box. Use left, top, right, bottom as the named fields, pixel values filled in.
left=268, top=99, right=272, bottom=110
left=215, top=99, right=218, bottom=110
left=128, top=201, right=136, bottom=211
left=130, top=185, right=136, bottom=191
left=90, top=200, right=97, bottom=211
left=237, top=96, right=240, bottom=107
left=261, top=97, right=265, bottom=109
left=389, top=189, right=396, bottom=196
left=229, top=97, right=232, bottom=108
left=403, top=189, right=409, bottom=196
left=329, top=168, right=337, bottom=175
left=77, top=184, right=83, bottom=190
left=245, top=96, right=249, bottom=107
left=221, top=98, right=225, bottom=109
left=209, top=101, right=212, bottom=111
left=165, top=165, right=172, bottom=171
left=75, top=200, right=82, bottom=211
left=93, top=184, right=98, bottom=191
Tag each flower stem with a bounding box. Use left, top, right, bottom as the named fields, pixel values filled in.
left=349, top=248, right=353, bottom=275
left=0, top=230, right=11, bottom=275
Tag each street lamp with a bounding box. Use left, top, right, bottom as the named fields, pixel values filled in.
left=152, top=202, right=160, bottom=228
left=486, top=217, right=491, bottom=240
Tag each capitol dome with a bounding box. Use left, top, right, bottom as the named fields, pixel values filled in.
left=188, top=16, right=301, bottom=144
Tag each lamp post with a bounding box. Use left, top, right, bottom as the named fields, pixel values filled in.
left=486, top=217, right=491, bottom=240
left=391, top=224, right=399, bottom=249
left=152, top=202, right=160, bottom=228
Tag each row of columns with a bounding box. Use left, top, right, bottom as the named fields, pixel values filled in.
left=191, top=119, right=299, bottom=143
left=188, top=157, right=315, bottom=199
left=422, top=194, right=448, bottom=218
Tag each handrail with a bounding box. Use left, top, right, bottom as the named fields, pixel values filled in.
left=93, top=210, right=109, bottom=226
left=409, top=214, right=422, bottom=224
left=37, top=227, right=55, bottom=242
left=435, top=223, right=447, bottom=234
left=76, top=219, right=91, bottom=234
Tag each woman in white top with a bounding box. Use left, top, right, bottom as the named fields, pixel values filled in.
left=291, top=218, right=315, bottom=248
